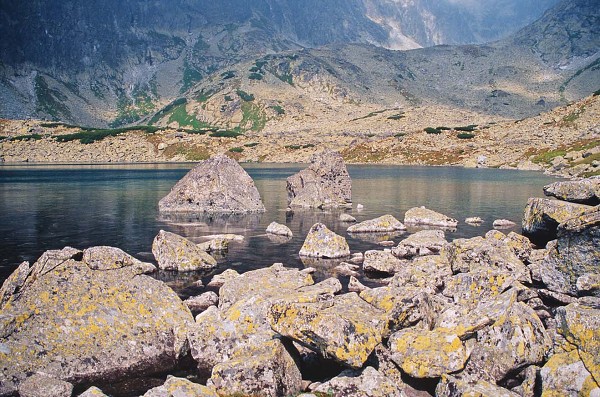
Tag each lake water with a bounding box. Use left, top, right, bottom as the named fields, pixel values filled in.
left=0, top=163, right=557, bottom=295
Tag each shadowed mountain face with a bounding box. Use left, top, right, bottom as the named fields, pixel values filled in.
left=0, top=0, right=595, bottom=128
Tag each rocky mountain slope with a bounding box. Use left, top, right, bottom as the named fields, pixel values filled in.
left=0, top=0, right=564, bottom=126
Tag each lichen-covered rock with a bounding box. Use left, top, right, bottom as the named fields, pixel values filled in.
left=208, top=339, right=302, bottom=397
left=347, top=214, right=406, bottom=233
left=206, top=268, right=240, bottom=288
left=312, top=366, right=406, bottom=397
left=143, top=376, right=219, bottom=397
left=268, top=293, right=386, bottom=368
left=0, top=247, right=193, bottom=396
left=493, top=219, right=517, bottom=228
left=389, top=254, right=452, bottom=291
left=403, top=206, right=458, bottom=228
left=299, top=223, right=350, bottom=258
left=543, top=176, right=600, bottom=205
left=442, top=269, right=516, bottom=309
left=577, top=273, right=600, bottom=296
left=504, top=231, right=534, bottom=262
left=152, top=230, right=217, bottom=271
left=158, top=154, right=265, bottom=213
left=184, top=291, right=219, bottom=313
left=436, top=375, right=520, bottom=397
left=78, top=386, right=109, bottom=397
left=266, top=221, right=293, bottom=237
left=196, top=238, right=229, bottom=252
left=287, top=150, right=352, bottom=208
left=556, top=303, right=600, bottom=385
left=541, top=206, right=600, bottom=296
left=363, top=250, right=406, bottom=275
left=522, top=197, right=591, bottom=245
left=388, top=328, right=470, bottom=378
left=19, top=374, right=73, bottom=397
left=460, top=297, right=551, bottom=383
left=392, top=230, right=446, bottom=259
left=540, top=349, right=600, bottom=397
left=82, top=246, right=155, bottom=272
left=442, top=235, right=531, bottom=283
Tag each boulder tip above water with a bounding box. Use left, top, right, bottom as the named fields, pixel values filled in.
left=158, top=154, right=265, bottom=213
left=404, top=206, right=458, bottom=228
left=299, top=223, right=350, bottom=258
left=286, top=150, right=352, bottom=208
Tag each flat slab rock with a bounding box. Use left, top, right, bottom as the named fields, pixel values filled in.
left=543, top=176, right=600, bottom=205
left=158, top=154, right=265, bottom=213
left=404, top=206, right=458, bottom=228
left=286, top=149, right=352, bottom=208
left=347, top=214, right=406, bottom=233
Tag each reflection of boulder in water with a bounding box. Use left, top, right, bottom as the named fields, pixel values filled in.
left=348, top=231, right=405, bottom=244
left=267, top=234, right=293, bottom=245
left=158, top=212, right=262, bottom=238
left=405, top=224, right=457, bottom=234
left=300, top=256, right=347, bottom=281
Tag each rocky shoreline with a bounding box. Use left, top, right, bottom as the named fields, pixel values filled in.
left=0, top=153, right=598, bottom=396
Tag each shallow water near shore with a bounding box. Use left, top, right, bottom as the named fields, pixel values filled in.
left=0, top=162, right=557, bottom=294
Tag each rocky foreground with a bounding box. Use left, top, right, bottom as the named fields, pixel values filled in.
left=0, top=176, right=599, bottom=396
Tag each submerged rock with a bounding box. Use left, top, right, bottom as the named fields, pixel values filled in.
left=266, top=221, right=293, bottom=237
left=543, top=176, right=600, bottom=205
left=152, top=230, right=217, bottom=271
left=521, top=197, right=591, bottom=245
left=299, top=223, right=350, bottom=258
left=404, top=206, right=458, bottom=228
left=268, top=292, right=386, bottom=368
left=158, top=154, right=265, bottom=213
left=541, top=205, right=599, bottom=295
left=347, top=214, right=406, bottom=233
left=0, top=246, right=193, bottom=396
left=286, top=150, right=352, bottom=208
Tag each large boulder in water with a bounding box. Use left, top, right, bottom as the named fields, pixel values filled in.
left=286, top=149, right=352, bottom=208
left=0, top=246, right=193, bottom=396
left=299, top=223, right=350, bottom=258
left=543, top=176, right=600, bottom=205
left=158, top=154, right=265, bottom=213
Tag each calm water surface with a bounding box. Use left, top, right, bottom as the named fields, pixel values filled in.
left=0, top=163, right=557, bottom=295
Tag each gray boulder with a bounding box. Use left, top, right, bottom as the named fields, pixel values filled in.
left=392, top=230, right=447, bottom=259
left=522, top=197, right=591, bottom=245
left=541, top=205, right=600, bottom=295
left=143, top=376, right=218, bottom=397
left=266, top=221, right=293, bottom=237
left=19, top=374, right=73, bottom=397
left=543, top=176, right=600, bottom=205
left=152, top=230, right=217, bottom=271
left=0, top=246, right=193, bottom=396
left=436, top=375, right=520, bottom=397
left=540, top=349, right=600, bottom=397
left=184, top=291, right=219, bottom=313
left=158, top=154, right=265, bottom=213
left=363, top=250, right=406, bottom=275
left=347, top=214, right=406, bottom=233
left=312, top=366, right=406, bottom=397
left=403, top=206, right=458, bottom=228
left=287, top=150, right=352, bottom=208
left=299, top=223, right=350, bottom=258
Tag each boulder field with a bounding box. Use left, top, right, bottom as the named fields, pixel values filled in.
left=1, top=175, right=599, bottom=396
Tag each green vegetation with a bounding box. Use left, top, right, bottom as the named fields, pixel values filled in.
left=224, top=95, right=233, bottom=102
left=559, top=58, right=600, bottom=97
left=110, top=85, right=157, bottom=127
left=168, top=103, right=213, bottom=130
left=394, top=133, right=406, bottom=138
left=285, top=143, right=315, bottom=150
left=148, top=98, right=187, bottom=125
left=274, top=72, right=294, bottom=85
left=387, top=113, right=405, bottom=120
left=40, top=122, right=80, bottom=128
left=270, top=105, right=285, bottom=115
left=562, top=107, right=584, bottom=124
left=10, top=134, right=43, bottom=141
left=254, top=60, right=268, bottom=69
left=210, top=130, right=242, bottom=138
left=221, top=71, right=236, bottom=80
left=424, top=127, right=442, bottom=134
left=457, top=133, right=475, bottom=139
left=248, top=73, right=263, bottom=80
left=351, top=109, right=388, bottom=122
left=164, top=143, right=210, bottom=161
left=436, top=126, right=451, bottom=130
left=238, top=102, right=266, bottom=132
left=594, top=89, right=600, bottom=96
left=236, top=90, right=255, bottom=102
left=54, top=126, right=160, bottom=144
left=228, top=147, right=244, bottom=153
left=182, top=61, right=203, bottom=93
left=244, top=142, right=259, bottom=147
left=455, top=125, right=478, bottom=132
left=195, top=89, right=215, bottom=103
left=34, top=75, right=72, bottom=120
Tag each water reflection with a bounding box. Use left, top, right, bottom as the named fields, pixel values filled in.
left=0, top=163, right=558, bottom=290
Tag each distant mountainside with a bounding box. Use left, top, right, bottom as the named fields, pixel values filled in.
left=1, top=0, right=595, bottom=129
